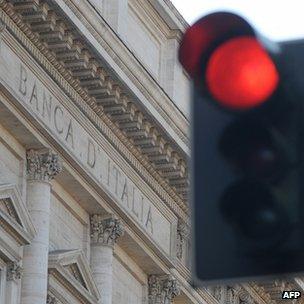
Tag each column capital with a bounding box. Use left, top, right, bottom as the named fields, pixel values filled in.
left=7, top=261, right=22, bottom=282
left=148, top=274, right=180, bottom=304
left=90, top=215, right=124, bottom=246
left=26, top=149, right=62, bottom=182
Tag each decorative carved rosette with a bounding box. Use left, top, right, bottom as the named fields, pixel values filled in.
left=90, top=215, right=124, bottom=246
left=148, top=275, right=180, bottom=304
left=238, top=288, right=254, bottom=304
left=176, top=220, right=190, bottom=260
left=223, top=286, right=254, bottom=304
left=26, top=149, right=62, bottom=182
left=7, top=261, right=22, bottom=281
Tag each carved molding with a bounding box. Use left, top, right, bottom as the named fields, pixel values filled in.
left=162, top=0, right=188, bottom=30
left=90, top=215, right=124, bottom=246
left=148, top=275, right=180, bottom=304
left=207, top=286, right=222, bottom=302
left=252, top=279, right=303, bottom=304
left=207, top=285, right=258, bottom=304
left=0, top=197, right=21, bottom=225
left=48, top=249, right=100, bottom=303
left=176, top=220, right=190, bottom=260
left=26, top=149, right=62, bottom=182
left=47, top=295, right=58, bottom=304
left=0, top=1, right=189, bottom=224
left=0, top=183, right=36, bottom=248
left=7, top=261, right=22, bottom=281
left=3, top=0, right=189, bottom=201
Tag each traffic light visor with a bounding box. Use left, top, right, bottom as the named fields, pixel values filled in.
left=179, top=12, right=254, bottom=78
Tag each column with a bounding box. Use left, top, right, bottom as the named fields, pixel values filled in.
left=148, top=275, right=180, bottom=304
left=90, top=215, right=124, bottom=304
left=21, top=149, right=62, bottom=304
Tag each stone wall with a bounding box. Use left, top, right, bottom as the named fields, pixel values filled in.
left=88, top=0, right=191, bottom=118
left=112, top=257, right=144, bottom=304
left=49, top=191, right=88, bottom=254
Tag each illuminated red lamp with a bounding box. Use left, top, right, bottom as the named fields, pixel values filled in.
left=206, top=36, right=279, bottom=110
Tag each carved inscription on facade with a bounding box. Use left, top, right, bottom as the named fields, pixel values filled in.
left=0, top=40, right=172, bottom=255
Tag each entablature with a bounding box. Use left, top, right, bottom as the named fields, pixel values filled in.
left=3, top=0, right=190, bottom=206
left=0, top=18, right=181, bottom=278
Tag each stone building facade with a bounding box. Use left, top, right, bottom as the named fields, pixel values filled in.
left=0, top=0, right=302, bottom=303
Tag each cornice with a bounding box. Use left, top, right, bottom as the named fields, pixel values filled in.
left=0, top=1, right=189, bottom=222
left=129, top=0, right=182, bottom=40
left=50, top=0, right=190, bottom=192
left=76, top=0, right=190, bottom=153
left=148, top=0, right=188, bottom=32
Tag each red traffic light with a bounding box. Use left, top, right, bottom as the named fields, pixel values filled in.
left=206, top=36, right=279, bottom=110
left=178, top=12, right=254, bottom=79
left=179, top=12, right=280, bottom=111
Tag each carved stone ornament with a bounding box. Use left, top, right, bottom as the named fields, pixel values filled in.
left=47, top=295, right=58, bottom=304
left=7, top=261, right=22, bottom=281
left=176, top=220, right=190, bottom=259
left=90, top=215, right=124, bottom=246
left=148, top=275, right=180, bottom=304
left=208, top=286, right=222, bottom=301
left=26, top=149, right=62, bottom=182
left=225, top=286, right=254, bottom=304
left=238, top=288, right=254, bottom=304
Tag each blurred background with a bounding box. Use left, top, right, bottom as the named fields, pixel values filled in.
left=172, top=0, right=304, bottom=41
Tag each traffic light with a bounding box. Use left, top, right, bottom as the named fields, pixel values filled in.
left=179, top=12, right=304, bottom=284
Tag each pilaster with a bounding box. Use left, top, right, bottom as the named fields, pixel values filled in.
left=6, top=262, right=23, bottom=304
left=21, top=149, right=61, bottom=304
left=90, top=215, right=124, bottom=304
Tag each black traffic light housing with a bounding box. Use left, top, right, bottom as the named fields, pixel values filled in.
left=179, top=12, right=304, bottom=284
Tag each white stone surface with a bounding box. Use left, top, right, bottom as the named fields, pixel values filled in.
left=127, top=6, right=161, bottom=79
left=49, top=194, right=85, bottom=252
left=21, top=180, right=51, bottom=304
left=90, top=245, right=113, bottom=304
left=0, top=41, right=174, bottom=255
left=112, top=257, right=143, bottom=304
left=0, top=140, right=22, bottom=187
left=103, top=0, right=128, bottom=39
